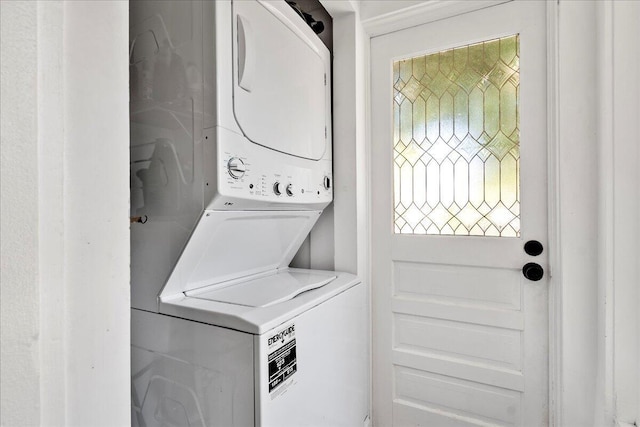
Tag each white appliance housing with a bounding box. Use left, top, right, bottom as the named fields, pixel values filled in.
left=130, top=0, right=333, bottom=312
left=132, top=271, right=367, bottom=427
left=129, top=1, right=368, bottom=426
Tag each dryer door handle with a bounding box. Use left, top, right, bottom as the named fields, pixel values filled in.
left=237, top=15, right=255, bottom=92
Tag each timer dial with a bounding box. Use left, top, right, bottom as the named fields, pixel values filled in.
left=227, top=157, right=246, bottom=179
left=273, top=182, right=283, bottom=196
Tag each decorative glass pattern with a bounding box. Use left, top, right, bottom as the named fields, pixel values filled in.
left=393, top=35, right=520, bottom=237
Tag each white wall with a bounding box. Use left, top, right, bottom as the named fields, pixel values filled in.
left=607, top=1, right=640, bottom=424
left=556, top=1, right=601, bottom=423
left=38, top=1, right=66, bottom=423
left=558, top=1, right=640, bottom=425
left=297, top=0, right=371, bottom=275
left=63, top=2, right=130, bottom=425
left=325, top=3, right=369, bottom=278
left=0, top=1, right=130, bottom=426
left=1, top=3, right=41, bottom=424
left=321, top=0, right=372, bottom=421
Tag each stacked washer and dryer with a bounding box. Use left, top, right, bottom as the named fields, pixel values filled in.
left=129, top=1, right=367, bottom=426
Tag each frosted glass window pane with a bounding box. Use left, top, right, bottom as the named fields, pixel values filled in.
left=393, top=35, right=520, bottom=237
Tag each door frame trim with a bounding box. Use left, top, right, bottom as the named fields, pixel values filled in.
left=362, top=1, right=562, bottom=424
left=545, top=2, right=562, bottom=425
left=361, top=0, right=511, bottom=38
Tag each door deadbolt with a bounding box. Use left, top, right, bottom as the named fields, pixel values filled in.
left=524, top=240, right=544, bottom=256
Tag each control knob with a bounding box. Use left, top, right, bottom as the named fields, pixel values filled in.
left=227, top=157, right=246, bottom=179
left=273, top=182, right=283, bottom=196
left=286, top=184, right=294, bottom=197
left=323, top=176, right=331, bottom=190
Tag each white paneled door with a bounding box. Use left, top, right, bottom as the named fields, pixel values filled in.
left=371, top=2, right=549, bottom=426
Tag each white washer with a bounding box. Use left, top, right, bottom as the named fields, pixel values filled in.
left=132, top=271, right=366, bottom=427
left=131, top=210, right=368, bottom=426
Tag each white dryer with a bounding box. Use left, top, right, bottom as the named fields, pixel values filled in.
left=129, top=1, right=368, bottom=426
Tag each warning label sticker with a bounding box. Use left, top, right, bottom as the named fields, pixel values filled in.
left=267, top=323, right=297, bottom=396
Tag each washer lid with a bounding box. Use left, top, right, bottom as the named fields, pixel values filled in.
left=160, top=210, right=322, bottom=299
left=187, top=270, right=336, bottom=307
left=159, top=270, right=361, bottom=335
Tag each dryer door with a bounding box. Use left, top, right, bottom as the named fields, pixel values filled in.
left=232, top=1, right=329, bottom=161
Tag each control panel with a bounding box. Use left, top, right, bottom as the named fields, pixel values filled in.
left=221, top=152, right=331, bottom=201
left=209, top=127, right=332, bottom=210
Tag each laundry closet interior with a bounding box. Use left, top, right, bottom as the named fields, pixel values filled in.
left=129, top=1, right=368, bottom=426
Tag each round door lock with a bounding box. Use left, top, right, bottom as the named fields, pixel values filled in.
left=524, top=240, right=544, bottom=256
left=522, top=262, right=544, bottom=281
left=227, top=157, right=246, bottom=179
